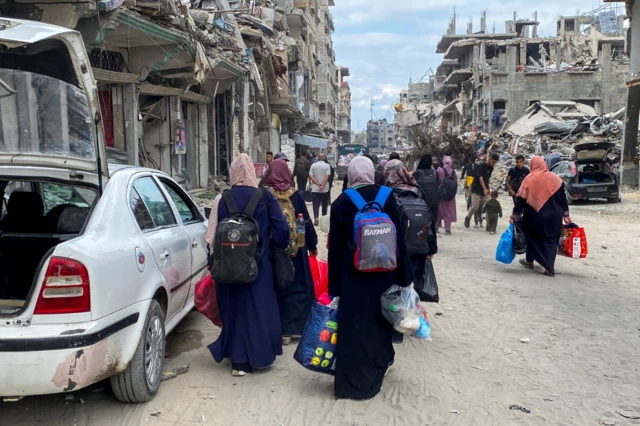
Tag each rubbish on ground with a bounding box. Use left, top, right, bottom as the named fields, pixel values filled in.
left=161, top=364, right=190, bottom=381
left=503, top=348, right=513, bottom=355
left=150, top=412, right=161, bottom=417
left=618, top=410, right=640, bottom=419
left=509, top=405, right=531, bottom=414
left=599, top=418, right=616, bottom=425
left=449, top=409, right=460, bottom=414
left=444, top=307, right=454, bottom=311
left=519, top=338, right=530, bottom=343
left=435, top=312, right=444, bottom=317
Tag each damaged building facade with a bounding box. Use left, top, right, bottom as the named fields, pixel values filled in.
left=435, top=9, right=630, bottom=136
left=0, top=0, right=349, bottom=186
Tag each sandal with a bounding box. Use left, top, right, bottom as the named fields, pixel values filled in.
left=232, top=370, right=249, bottom=377
left=543, top=270, right=555, bottom=278
left=519, top=259, right=534, bottom=269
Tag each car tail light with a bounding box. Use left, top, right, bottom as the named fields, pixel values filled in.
left=34, top=257, right=90, bottom=315
left=570, top=163, right=577, bottom=175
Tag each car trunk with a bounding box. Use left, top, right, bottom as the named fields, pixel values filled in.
left=576, top=162, right=615, bottom=184
left=0, top=177, right=97, bottom=317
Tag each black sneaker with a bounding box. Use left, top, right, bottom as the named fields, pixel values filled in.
left=464, top=217, right=471, bottom=228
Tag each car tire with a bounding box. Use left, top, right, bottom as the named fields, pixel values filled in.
left=607, top=197, right=617, bottom=204
left=111, top=300, right=166, bottom=403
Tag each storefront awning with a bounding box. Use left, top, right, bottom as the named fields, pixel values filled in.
left=295, top=134, right=328, bottom=149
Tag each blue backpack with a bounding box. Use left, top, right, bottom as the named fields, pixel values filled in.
left=345, top=186, right=397, bottom=272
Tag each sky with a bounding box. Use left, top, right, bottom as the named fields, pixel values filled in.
left=331, top=0, right=624, bottom=132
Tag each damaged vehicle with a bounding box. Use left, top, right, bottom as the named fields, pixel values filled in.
left=0, top=18, right=208, bottom=402
left=550, top=142, right=620, bottom=204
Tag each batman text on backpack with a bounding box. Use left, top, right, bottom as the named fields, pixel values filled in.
left=210, top=189, right=263, bottom=284
left=414, top=169, right=439, bottom=209
left=439, top=168, right=458, bottom=201
left=345, top=186, right=397, bottom=272
left=392, top=189, right=432, bottom=255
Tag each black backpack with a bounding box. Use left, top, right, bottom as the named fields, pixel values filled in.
left=439, top=169, right=458, bottom=201
left=210, top=189, right=264, bottom=284
left=392, top=189, right=433, bottom=255
left=414, top=169, right=439, bottom=209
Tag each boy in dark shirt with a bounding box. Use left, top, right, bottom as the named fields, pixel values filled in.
left=464, top=153, right=499, bottom=229
left=506, top=155, right=530, bottom=204
left=483, top=190, right=503, bottom=235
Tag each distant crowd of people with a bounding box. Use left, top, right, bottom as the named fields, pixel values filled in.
left=204, top=147, right=571, bottom=400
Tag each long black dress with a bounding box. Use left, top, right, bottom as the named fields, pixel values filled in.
left=328, top=185, right=413, bottom=400
left=513, top=184, right=569, bottom=275
left=276, top=191, right=318, bottom=336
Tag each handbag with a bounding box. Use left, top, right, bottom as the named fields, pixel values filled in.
left=294, top=300, right=338, bottom=375
left=303, top=186, right=313, bottom=202
left=559, top=223, right=588, bottom=259
left=194, top=275, right=222, bottom=327
left=513, top=222, right=527, bottom=255
left=261, top=190, right=296, bottom=290
left=418, top=259, right=439, bottom=303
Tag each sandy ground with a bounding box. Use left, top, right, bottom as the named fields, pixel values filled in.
left=3, top=184, right=640, bottom=426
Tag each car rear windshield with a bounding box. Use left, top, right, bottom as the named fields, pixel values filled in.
left=577, top=163, right=613, bottom=184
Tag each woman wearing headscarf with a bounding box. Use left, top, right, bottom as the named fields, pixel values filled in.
left=384, top=160, right=438, bottom=311
left=341, top=154, right=385, bottom=192
left=511, top=156, right=571, bottom=277
left=412, top=153, right=440, bottom=227
left=328, top=156, right=413, bottom=400
left=204, top=154, right=290, bottom=376
left=262, top=159, right=318, bottom=345
left=436, top=156, right=458, bottom=235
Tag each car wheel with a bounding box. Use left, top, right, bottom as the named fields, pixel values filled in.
left=111, top=300, right=166, bottom=403
left=607, top=197, right=617, bottom=204
left=565, top=190, right=573, bottom=205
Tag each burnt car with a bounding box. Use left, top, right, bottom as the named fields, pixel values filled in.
left=550, top=142, right=620, bottom=204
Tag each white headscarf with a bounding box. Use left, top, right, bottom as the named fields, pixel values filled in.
left=205, top=154, right=258, bottom=247
left=347, top=156, right=375, bottom=188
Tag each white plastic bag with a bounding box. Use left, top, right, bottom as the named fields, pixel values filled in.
left=381, top=284, right=431, bottom=340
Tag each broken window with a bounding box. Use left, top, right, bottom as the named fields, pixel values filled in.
left=494, top=100, right=506, bottom=110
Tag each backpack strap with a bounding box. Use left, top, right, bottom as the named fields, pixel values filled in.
left=345, top=188, right=366, bottom=211
left=374, top=185, right=392, bottom=207
left=222, top=190, right=239, bottom=214
left=244, top=189, right=263, bottom=217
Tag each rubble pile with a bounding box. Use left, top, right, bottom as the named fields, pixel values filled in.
left=460, top=101, right=631, bottom=190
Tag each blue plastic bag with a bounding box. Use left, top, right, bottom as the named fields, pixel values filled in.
left=293, top=301, right=338, bottom=375
left=496, top=223, right=516, bottom=264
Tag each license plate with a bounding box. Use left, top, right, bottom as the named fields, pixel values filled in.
left=586, top=186, right=607, bottom=193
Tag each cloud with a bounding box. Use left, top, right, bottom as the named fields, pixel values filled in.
left=331, top=0, right=626, bottom=130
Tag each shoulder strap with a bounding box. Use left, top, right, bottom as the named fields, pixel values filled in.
left=374, top=186, right=392, bottom=207
left=244, top=189, right=263, bottom=217
left=260, top=188, right=273, bottom=236
left=222, top=190, right=239, bottom=214
left=345, top=188, right=366, bottom=211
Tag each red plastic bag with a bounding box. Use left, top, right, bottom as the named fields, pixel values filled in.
left=559, top=226, right=588, bottom=259
left=195, top=274, right=223, bottom=327
left=309, top=256, right=328, bottom=300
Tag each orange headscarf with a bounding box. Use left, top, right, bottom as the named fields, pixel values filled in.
left=517, top=156, right=563, bottom=212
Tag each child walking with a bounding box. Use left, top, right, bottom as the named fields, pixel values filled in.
left=483, top=190, right=502, bottom=235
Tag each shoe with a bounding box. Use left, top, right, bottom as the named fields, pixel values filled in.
left=445, top=231, right=452, bottom=235
left=490, top=232, right=496, bottom=235
left=474, top=224, right=479, bottom=229
left=232, top=370, right=249, bottom=377
left=519, top=259, right=534, bottom=270
left=464, top=217, right=470, bottom=228
left=282, top=336, right=292, bottom=345
left=313, top=219, right=319, bottom=226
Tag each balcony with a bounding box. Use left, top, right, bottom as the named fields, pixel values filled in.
left=442, top=68, right=473, bottom=86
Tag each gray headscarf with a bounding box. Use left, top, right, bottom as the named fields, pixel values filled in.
left=347, top=156, right=375, bottom=188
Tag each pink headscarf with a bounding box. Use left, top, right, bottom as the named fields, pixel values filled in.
left=262, top=159, right=294, bottom=191
left=347, top=156, right=375, bottom=188
left=437, top=156, right=456, bottom=182
left=517, top=156, right=563, bottom=212
left=205, top=154, right=258, bottom=247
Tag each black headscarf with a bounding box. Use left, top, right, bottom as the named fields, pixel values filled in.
left=389, top=152, right=401, bottom=161
left=416, top=154, right=433, bottom=171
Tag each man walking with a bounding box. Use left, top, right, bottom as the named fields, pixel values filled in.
left=309, top=153, right=331, bottom=226
left=293, top=152, right=310, bottom=192
left=464, top=153, right=499, bottom=229
left=506, top=154, right=530, bottom=204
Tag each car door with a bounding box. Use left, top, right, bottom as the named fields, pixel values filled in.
left=129, top=175, right=192, bottom=320
left=155, top=176, right=208, bottom=303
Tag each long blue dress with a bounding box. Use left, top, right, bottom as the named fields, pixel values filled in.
left=209, top=185, right=290, bottom=369
left=275, top=191, right=318, bottom=336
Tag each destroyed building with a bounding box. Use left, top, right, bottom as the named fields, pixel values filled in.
left=0, top=0, right=350, bottom=186
left=435, top=8, right=630, bottom=136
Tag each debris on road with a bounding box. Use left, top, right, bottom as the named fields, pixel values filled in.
left=449, top=409, right=460, bottom=414
left=599, top=418, right=616, bottom=425
left=618, top=409, right=640, bottom=419
left=150, top=412, right=161, bottom=417
left=509, top=405, right=531, bottom=414
left=520, top=338, right=531, bottom=344
left=161, top=364, right=190, bottom=382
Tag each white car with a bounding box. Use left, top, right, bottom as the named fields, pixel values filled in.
left=0, top=18, right=209, bottom=402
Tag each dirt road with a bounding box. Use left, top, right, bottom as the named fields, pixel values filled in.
left=3, top=185, right=640, bottom=426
